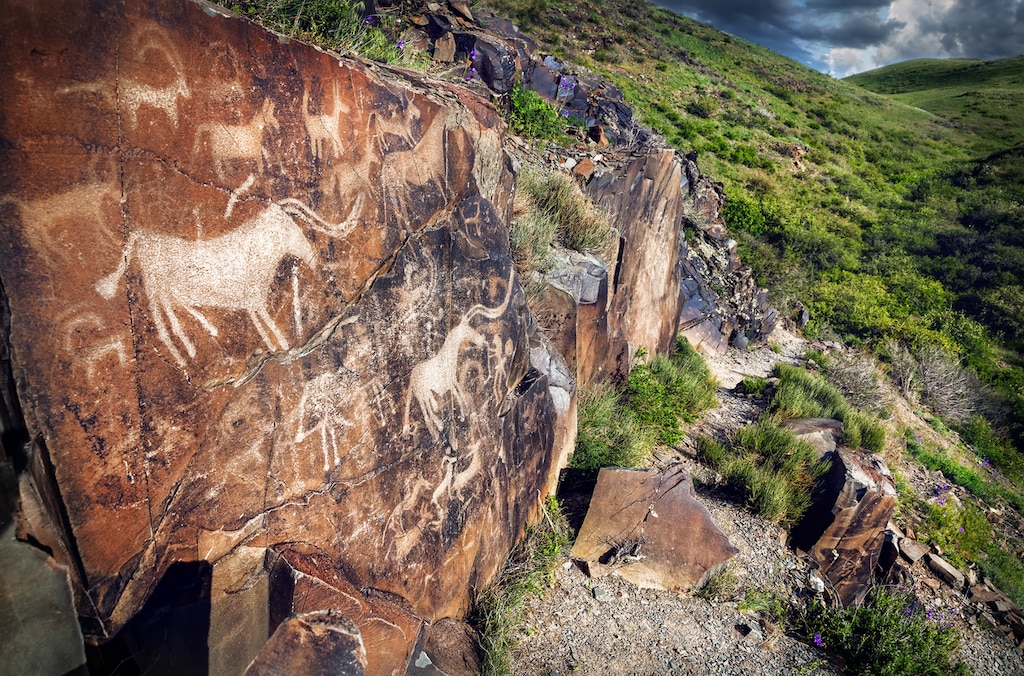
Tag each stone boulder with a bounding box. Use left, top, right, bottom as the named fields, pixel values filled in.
left=244, top=610, right=366, bottom=676
left=1, top=0, right=572, bottom=650
left=570, top=465, right=738, bottom=591
left=792, top=446, right=897, bottom=606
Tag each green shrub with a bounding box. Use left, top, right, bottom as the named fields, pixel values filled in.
left=740, top=375, right=769, bottom=397
left=801, top=588, right=969, bottom=676
left=469, top=495, right=571, bottom=675
left=233, top=0, right=402, bottom=62
left=508, top=83, right=567, bottom=140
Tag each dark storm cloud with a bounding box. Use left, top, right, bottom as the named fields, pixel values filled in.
left=936, top=0, right=1024, bottom=60
left=651, top=0, right=1024, bottom=75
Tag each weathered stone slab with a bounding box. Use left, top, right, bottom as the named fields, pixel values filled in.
left=1, top=0, right=571, bottom=642
left=782, top=418, right=843, bottom=457
left=927, top=554, right=966, bottom=589
left=0, top=535, right=86, bottom=675
left=570, top=465, right=738, bottom=591
left=900, top=538, right=931, bottom=564
left=244, top=610, right=366, bottom=676
left=414, top=618, right=481, bottom=676
left=268, top=544, right=425, bottom=674
left=792, top=446, right=897, bottom=606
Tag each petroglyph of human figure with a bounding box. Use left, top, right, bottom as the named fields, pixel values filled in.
left=402, top=268, right=517, bottom=440
left=58, top=26, right=190, bottom=128
left=302, top=80, right=348, bottom=160
left=94, top=183, right=364, bottom=368
left=295, top=371, right=353, bottom=473
left=193, top=98, right=280, bottom=179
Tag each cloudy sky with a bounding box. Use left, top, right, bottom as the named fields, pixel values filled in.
left=652, top=0, right=1024, bottom=77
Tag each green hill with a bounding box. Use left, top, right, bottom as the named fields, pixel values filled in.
left=481, top=0, right=1024, bottom=445
left=845, top=56, right=1024, bottom=153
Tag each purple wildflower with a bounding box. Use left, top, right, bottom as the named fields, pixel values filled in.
left=813, top=633, right=824, bottom=647
left=905, top=607, right=913, bottom=616
left=397, top=40, right=405, bottom=50
left=470, top=66, right=476, bottom=73
left=364, top=15, right=374, bottom=25
left=470, top=49, right=477, bottom=59
left=959, top=526, right=965, bottom=534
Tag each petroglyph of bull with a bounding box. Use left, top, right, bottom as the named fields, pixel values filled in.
left=402, top=268, right=518, bottom=440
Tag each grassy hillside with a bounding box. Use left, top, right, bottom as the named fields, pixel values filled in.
left=482, top=0, right=1024, bottom=449
left=846, top=57, right=1024, bottom=153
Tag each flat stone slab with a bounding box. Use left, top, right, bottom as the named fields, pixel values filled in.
left=927, top=553, right=966, bottom=589
left=899, top=538, right=931, bottom=564
left=570, top=465, right=737, bottom=591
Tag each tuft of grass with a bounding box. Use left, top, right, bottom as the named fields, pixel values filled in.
left=693, top=563, right=737, bottom=602
left=469, top=496, right=571, bottom=675
left=770, top=363, right=886, bottom=452
left=517, top=169, right=613, bottom=254
left=800, top=587, right=969, bottom=676
left=740, top=375, right=769, bottom=397
left=509, top=177, right=557, bottom=273
left=696, top=419, right=830, bottom=527
left=572, top=382, right=656, bottom=469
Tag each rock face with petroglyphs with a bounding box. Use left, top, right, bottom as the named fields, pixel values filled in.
left=0, top=0, right=572, bottom=669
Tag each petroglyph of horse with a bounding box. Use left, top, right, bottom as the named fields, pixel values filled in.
left=302, top=81, right=348, bottom=160
left=402, top=268, right=518, bottom=440
left=193, top=98, right=280, bottom=179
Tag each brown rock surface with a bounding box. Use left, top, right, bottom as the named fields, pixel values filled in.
left=244, top=610, right=367, bottom=675
left=1, top=0, right=571, bottom=643
left=570, top=465, right=738, bottom=591
left=792, top=447, right=897, bottom=606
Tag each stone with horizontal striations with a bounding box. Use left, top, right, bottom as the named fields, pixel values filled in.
left=571, top=465, right=738, bottom=591
left=1, top=0, right=572, bottom=651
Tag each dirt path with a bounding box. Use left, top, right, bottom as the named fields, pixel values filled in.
left=510, top=329, right=1024, bottom=675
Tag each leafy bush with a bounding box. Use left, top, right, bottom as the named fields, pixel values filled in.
left=696, top=419, right=830, bottom=527
left=801, top=588, right=969, bottom=676
left=508, top=83, right=567, bottom=140
left=740, top=375, right=769, bottom=397
left=469, top=496, right=571, bottom=675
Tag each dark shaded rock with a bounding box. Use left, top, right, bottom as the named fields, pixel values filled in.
left=570, top=465, right=738, bottom=591
left=792, top=447, right=897, bottom=606
left=2, top=0, right=571, bottom=644
left=244, top=610, right=366, bottom=675
left=416, top=618, right=481, bottom=676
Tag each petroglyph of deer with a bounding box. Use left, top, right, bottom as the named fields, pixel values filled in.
left=302, top=80, right=348, bottom=160
left=193, top=98, right=280, bottom=179
left=402, top=268, right=518, bottom=440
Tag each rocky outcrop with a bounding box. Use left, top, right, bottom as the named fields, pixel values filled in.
left=0, top=0, right=573, bottom=664
left=792, top=438, right=898, bottom=607
left=570, top=465, right=738, bottom=591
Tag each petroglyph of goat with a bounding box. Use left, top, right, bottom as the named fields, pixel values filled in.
left=302, top=81, right=348, bottom=160
left=402, top=268, right=518, bottom=440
